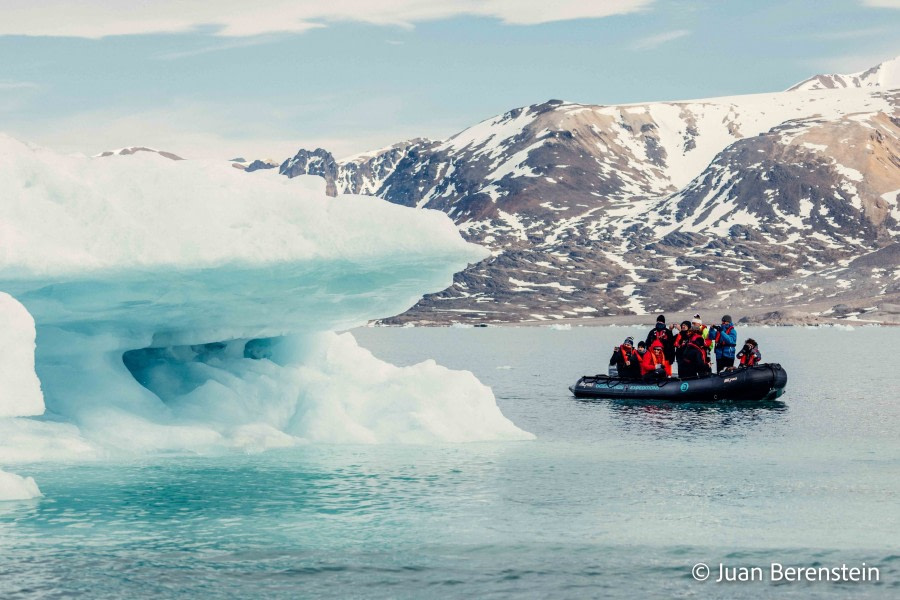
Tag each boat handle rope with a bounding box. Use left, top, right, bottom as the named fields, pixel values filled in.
left=584, top=376, right=675, bottom=389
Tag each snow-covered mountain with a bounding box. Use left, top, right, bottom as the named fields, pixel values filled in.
left=788, top=56, right=900, bottom=91
left=263, top=58, right=900, bottom=323
left=96, top=146, right=184, bottom=161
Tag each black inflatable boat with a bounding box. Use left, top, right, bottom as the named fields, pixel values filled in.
left=569, top=364, right=787, bottom=403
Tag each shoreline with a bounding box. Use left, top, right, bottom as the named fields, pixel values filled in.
left=374, top=293, right=900, bottom=328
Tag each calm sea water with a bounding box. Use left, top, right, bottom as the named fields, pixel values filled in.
left=2, top=326, right=898, bottom=599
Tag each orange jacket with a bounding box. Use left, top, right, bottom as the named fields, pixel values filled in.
left=640, top=340, right=672, bottom=376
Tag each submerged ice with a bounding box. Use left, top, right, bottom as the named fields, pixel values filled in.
left=0, top=134, right=532, bottom=482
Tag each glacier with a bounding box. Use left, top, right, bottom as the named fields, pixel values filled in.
left=0, top=134, right=532, bottom=497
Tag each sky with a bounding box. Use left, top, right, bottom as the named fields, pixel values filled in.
left=1, top=0, right=899, bottom=161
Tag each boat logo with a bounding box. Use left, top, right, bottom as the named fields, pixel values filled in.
left=724, top=376, right=737, bottom=383
left=680, top=382, right=689, bottom=392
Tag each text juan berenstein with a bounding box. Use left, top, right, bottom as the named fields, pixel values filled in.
left=716, top=562, right=879, bottom=583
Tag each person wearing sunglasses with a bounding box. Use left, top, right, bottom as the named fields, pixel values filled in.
left=640, top=339, right=672, bottom=379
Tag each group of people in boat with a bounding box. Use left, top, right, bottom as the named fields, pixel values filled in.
left=608, top=314, right=762, bottom=380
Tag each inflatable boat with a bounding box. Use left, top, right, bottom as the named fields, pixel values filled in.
left=569, top=364, right=787, bottom=403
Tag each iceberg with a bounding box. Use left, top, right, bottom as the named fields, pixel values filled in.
left=0, top=292, right=43, bottom=418
left=0, top=134, right=532, bottom=480
left=0, top=469, right=42, bottom=501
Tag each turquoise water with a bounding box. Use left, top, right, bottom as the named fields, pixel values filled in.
left=3, top=326, right=899, bottom=598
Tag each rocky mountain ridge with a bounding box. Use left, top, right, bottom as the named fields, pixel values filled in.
left=261, top=58, right=900, bottom=324
left=96, top=146, right=184, bottom=161
left=788, top=56, right=900, bottom=91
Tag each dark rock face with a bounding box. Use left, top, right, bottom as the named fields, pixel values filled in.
left=280, top=149, right=340, bottom=196
left=97, top=147, right=184, bottom=161
left=259, top=86, right=900, bottom=323
left=245, top=160, right=277, bottom=172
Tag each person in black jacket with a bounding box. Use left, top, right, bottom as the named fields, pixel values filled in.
left=737, top=338, right=762, bottom=367
left=645, top=314, right=676, bottom=363
left=609, top=336, right=641, bottom=379
left=673, top=320, right=692, bottom=376
left=679, top=330, right=712, bottom=379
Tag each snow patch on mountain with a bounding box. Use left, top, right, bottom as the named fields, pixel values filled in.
left=262, top=61, right=900, bottom=324
left=788, top=55, right=900, bottom=91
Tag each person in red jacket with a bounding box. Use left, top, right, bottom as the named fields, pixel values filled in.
left=640, top=340, right=672, bottom=378
left=737, top=338, right=762, bottom=367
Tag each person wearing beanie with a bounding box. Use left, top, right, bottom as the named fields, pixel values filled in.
left=609, top=336, right=641, bottom=379
left=708, top=314, right=738, bottom=372
left=673, top=320, right=692, bottom=375
left=680, top=328, right=712, bottom=378
left=645, top=314, right=676, bottom=364
left=636, top=340, right=647, bottom=357
left=690, top=313, right=714, bottom=363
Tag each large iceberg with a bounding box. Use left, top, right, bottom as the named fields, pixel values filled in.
left=0, top=134, right=531, bottom=477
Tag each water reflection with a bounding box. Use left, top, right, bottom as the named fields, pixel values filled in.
left=0, top=496, right=42, bottom=521
left=584, top=399, right=788, bottom=437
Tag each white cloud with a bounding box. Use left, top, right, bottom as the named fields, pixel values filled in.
left=806, top=26, right=895, bottom=40
left=0, top=0, right=654, bottom=38
left=153, top=35, right=292, bottom=60
left=0, top=81, right=39, bottom=90
left=631, top=29, right=690, bottom=51
left=2, top=100, right=460, bottom=162
left=804, top=51, right=899, bottom=75
left=0, top=81, right=40, bottom=113
left=860, top=1, right=900, bottom=8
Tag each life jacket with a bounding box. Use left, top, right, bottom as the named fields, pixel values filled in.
left=641, top=341, right=672, bottom=376
left=713, top=324, right=735, bottom=345
left=686, top=334, right=708, bottom=364
left=650, top=327, right=668, bottom=345
left=711, top=324, right=736, bottom=358
left=739, top=347, right=760, bottom=366
left=619, top=347, right=636, bottom=366
left=713, top=324, right=734, bottom=346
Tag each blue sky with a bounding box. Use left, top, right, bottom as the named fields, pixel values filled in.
left=1, top=0, right=898, bottom=160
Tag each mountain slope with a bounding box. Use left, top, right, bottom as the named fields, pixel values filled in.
left=788, top=56, right=900, bottom=91
left=258, top=59, right=900, bottom=323
left=96, top=146, right=184, bottom=161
